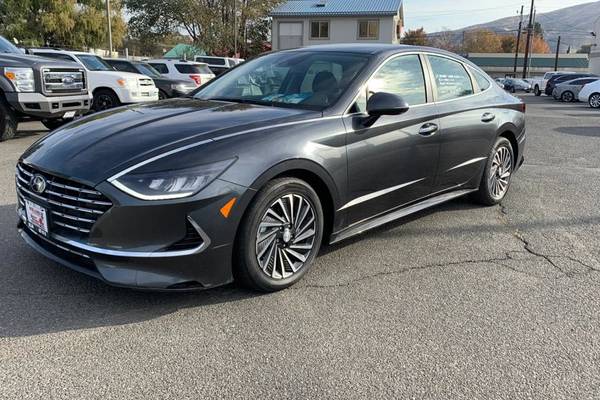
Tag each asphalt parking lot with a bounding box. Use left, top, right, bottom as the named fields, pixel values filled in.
left=1, top=95, right=599, bottom=399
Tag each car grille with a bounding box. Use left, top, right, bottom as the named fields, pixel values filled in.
left=15, top=163, right=112, bottom=240
left=139, top=78, right=154, bottom=87
left=42, top=68, right=86, bottom=95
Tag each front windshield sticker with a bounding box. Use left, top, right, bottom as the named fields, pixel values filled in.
left=262, top=93, right=312, bottom=104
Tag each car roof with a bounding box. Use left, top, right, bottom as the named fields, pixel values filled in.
left=283, top=43, right=443, bottom=55
left=147, top=58, right=208, bottom=65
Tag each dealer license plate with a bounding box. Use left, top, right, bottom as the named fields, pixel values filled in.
left=25, top=199, right=49, bottom=236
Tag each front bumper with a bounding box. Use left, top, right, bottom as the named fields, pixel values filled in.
left=6, top=92, right=92, bottom=118
left=16, top=176, right=254, bottom=290
left=118, top=87, right=159, bottom=104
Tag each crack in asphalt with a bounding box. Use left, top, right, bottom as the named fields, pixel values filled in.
left=296, top=202, right=600, bottom=290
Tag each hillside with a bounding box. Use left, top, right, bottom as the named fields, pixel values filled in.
left=430, top=1, right=600, bottom=52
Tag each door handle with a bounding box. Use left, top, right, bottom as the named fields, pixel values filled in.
left=481, top=113, right=496, bottom=123
left=418, top=123, right=439, bottom=136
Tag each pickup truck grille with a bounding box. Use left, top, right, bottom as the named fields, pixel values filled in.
left=16, top=163, right=112, bottom=240
left=42, top=68, right=86, bottom=95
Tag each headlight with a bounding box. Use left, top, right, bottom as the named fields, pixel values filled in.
left=109, top=158, right=236, bottom=200
left=4, top=68, right=35, bottom=92
left=171, top=83, right=196, bottom=93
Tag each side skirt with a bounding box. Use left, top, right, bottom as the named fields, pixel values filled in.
left=329, top=188, right=477, bottom=244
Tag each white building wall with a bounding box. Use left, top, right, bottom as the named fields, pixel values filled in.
left=272, top=15, right=400, bottom=50
left=590, top=17, right=600, bottom=74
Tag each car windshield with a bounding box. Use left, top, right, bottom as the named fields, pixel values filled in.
left=194, top=51, right=369, bottom=110
left=76, top=54, right=113, bottom=71
left=0, top=36, right=20, bottom=54
left=135, top=63, right=161, bottom=77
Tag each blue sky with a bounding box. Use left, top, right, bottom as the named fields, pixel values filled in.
left=405, top=0, right=596, bottom=32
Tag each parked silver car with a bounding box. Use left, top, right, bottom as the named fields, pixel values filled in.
left=552, top=77, right=600, bottom=102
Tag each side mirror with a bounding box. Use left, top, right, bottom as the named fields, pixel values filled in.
left=366, top=92, right=410, bottom=117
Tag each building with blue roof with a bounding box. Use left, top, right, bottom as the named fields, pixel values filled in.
left=270, top=0, right=404, bottom=50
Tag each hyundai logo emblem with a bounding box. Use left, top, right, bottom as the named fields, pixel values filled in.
left=31, top=175, right=47, bottom=194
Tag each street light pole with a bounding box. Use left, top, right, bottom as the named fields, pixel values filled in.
left=522, top=0, right=535, bottom=78
left=233, top=0, right=238, bottom=57
left=106, top=0, right=113, bottom=56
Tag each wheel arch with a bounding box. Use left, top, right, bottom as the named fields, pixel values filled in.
left=92, top=86, right=122, bottom=102
left=497, top=126, right=519, bottom=165
left=243, top=159, right=341, bottom=241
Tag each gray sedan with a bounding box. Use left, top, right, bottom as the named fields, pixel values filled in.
left=553, top=77, right=600, bottom=102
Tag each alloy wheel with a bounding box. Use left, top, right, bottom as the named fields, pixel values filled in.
left=590, top=94, right=600, bottom=108
left=562, top=92, right=574, bottom=102
left=255, top=193, right=317, bottom=280
left=488, top=146, right=512, bottom=200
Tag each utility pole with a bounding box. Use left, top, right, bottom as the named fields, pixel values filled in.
left=106, top=0, right=113, bottom=56
left=554, top=35, right=561, bottom=71
left=233, top=0, right=238, bottom=57
left=522, top=0, right=534, bottom=78
left=513, top=5, right=524, bottom=75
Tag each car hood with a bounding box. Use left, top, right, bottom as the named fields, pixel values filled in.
left=92, top=70, right=149, bottom=80
left=0, top=53, right=81, bottom=69
left=20, top=98, right=319, bottom=186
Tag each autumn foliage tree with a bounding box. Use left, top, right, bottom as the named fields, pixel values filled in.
left=402, top=28, right=428, bottom=46
left=0, top=0, right=126, bottom=49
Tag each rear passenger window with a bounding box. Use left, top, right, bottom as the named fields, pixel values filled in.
left=149, top=63, right=168, bottom=74
left=470, top=68, right=491, bottom=92
left=368, top=54, right=427, bottom=106
left=428, top=56, right=474, bottom=101
left=175, top=64, right=212, bottom=74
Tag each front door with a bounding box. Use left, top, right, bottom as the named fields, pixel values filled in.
left=343, top=54, right=441, bottom=225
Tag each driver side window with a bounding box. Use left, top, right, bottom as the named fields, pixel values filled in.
left=369, top=55, right=427, bottom=106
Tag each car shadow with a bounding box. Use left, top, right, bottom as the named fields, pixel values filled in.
left=555, top=126, right=600, bottom=138
left=0, top=203, right=264, bottom=338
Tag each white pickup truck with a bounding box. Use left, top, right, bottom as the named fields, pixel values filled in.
left=528, top=71, right=575, bottom=96
left=30, top=49, right=158, bottom=111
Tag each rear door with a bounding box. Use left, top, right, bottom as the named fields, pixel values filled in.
left=427, top=55, right=498, bottom=191
left=343, top=54, right=441, bottom=224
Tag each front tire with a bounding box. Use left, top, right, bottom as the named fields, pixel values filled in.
left=158, top=89, right=168, bottom=100
left=0, top=96, right=17, bottom=141
left=589, top=93, right=600, bottom=109
left=534, top=86, right=541, bottom=96
left=235, top=178, right=324, bottom=292
left=473, top=137, right=514, bottom=206
left=92, top=89, right=120, bottom=112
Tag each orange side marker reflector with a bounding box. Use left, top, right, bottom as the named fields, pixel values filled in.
left=220, top=198, right=237, bottom=218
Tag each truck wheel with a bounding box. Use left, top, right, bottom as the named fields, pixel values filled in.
left=534, top=86, right=541, bottom=96
left=0, top=97, right=18, bottom=141
left=42, top=118, right=73, bottom=131
left=92, top=89, right=120, bottom=112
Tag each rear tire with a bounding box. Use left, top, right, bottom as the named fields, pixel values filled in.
left=534, top=86, right=541, bottom=96
left=473, top=137, right=514, bottom=206
left=589, top=93, right=600, bottom=109
left=235, top=178, right=324, bottom=292
left=561, top=91, right=574, bottom=103
left=0, top=96, right=18, bottom=141
left=92, top=89, right=120, bottom=112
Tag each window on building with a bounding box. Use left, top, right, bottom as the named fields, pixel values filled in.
left=358, top=20, right=379, bottom=40
left=428, top=55, right=474, bottom=101
left=310, top=21, right=329, bottom=39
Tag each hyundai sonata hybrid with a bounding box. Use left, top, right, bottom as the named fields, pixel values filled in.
left=16, top=44, right=526, bottom=291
